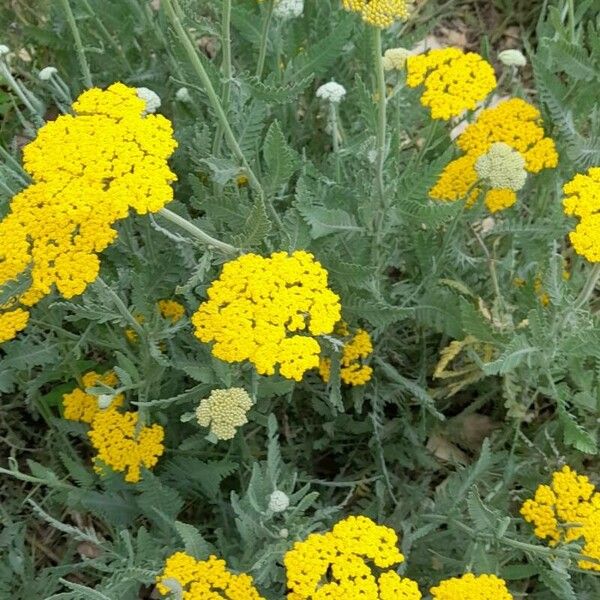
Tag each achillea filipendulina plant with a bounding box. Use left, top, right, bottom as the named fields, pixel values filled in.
left=430, top=573, right=513, bottom=600
left=196, top=387, right=253, bottom=440
left=0, top=82, right=177, bottom=343
left=156, top=552, right=265, bottom=599
left=284, top=515, right=420, bottom=599
left=562, top=167, right=600, bottom=262
left=406, top=48, right=497, bottom=120
left=430, top=98, right=558, bottom=211
left=0, top=307, right=30, bottom=344
left=341, top=0, right=410, bottom=28
left=520, top=466, right=600, bottom=570
left=191, top=251, right=341, bottom=381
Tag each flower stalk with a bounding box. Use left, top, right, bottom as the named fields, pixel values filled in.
left=58, top=0, right=93, bottom=89
left=573, top=263, right=600, bottom=311
left=256, top=0, right=276, bottom=79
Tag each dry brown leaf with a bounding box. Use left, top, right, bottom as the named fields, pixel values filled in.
left=426, top=434, right=469, bottom=465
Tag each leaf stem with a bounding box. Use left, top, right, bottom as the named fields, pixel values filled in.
left=158, top=207, right=239, bottom=254
left=96, top=277, right=145, bottom=340
left=213, top=0, right=233, bottom=156
left=372, top=27, right=387, bottom=210
left=256, top=0, right=275, bottom=79
left=58, top=0, right=93, bottom=89
left=573, top=263, right=600, bottom=311
left=567, top=0, right=576, bottom=41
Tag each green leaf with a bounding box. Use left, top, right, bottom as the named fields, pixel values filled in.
left=250, top=74, right=314, bottom=104
left=539, top=567, right=577, bottom=600
left=263, top=120, right=298, bottom=193
left=551, top=39, right=597, bottom=81
left=482, top=335, right=538, bottom=376
left=467, top=488, right=495, bottom=532
left=174, top=521, right=213, bottom=560
left=232, top=195, right=271, bottom=248
left=560, top=408, right=598, bottom=454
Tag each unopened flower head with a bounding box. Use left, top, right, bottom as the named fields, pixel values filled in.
left=274, top=0, right=304, bottom=19
left=406, top=48, right=497, bottom=120
left=268, top=490, right=290, bottom=513
left=562, top=167, right=600, bottom=262
left=191, top=251, right=341, bottom=381
left=136, top=87, right=161, bottom=113
left=382, top=47, right=410, bottom=71
left=156, top=553, right=265, bottom=599
left=431, top=573, right=513, bottom=600
left=498, top=49, right=527, bottom=67
left=175, top=87, right=191, bottom=102
left=158, top=299, right=185, bottom=323
left=475, top=142, right=527, bottom=191
left=0, top=45, right=9, bottom=57
left=88, top=409, right=165, bottom=483
left=38, top=66, right=58, bottom=81
left=342, top=0, right=410, bottom=29
left=196, top=387, right=253, bottom=440
left=316, top=81, right=346, bottom=104
left=285, top=515, right=419, bottom=598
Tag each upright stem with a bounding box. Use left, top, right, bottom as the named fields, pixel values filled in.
left=567, top=0, right=576, bottom=41
left=213, top=0, right=232, bottom=156
left=158, top=208, right=239, bottom=254
left=97, top=277, right=145, bottom=340
left=0, top=63, right=44, bottom=123
left=372, top=28, right=387, bottom=208
left=573, top=263, right=600, bottom=311
left=256, top=0, right=275, bottom=79
left=329, top=102, right=341, bottom=181
left=59, top=0, right=93, bottom=89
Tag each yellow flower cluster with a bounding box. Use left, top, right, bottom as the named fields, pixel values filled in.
left=192, top=251, right=341, bottom=381
left=156, top=552, right=265, bottom=599
left=562, top=167, right=600, bottom=262
left=284, top=515, right=420, bottom=599
left=520, top=465, right=600, bottom=570
left=158, top=299, right=186, bottom=323
left=0, top=308, right=30, bottom=344
left=430, top=98, right=558, bottom=212
left=430, top=573, right=513, bottom=600
left=341, top=0, right=409, bottom=28
left=88, top=409, right=165, bottom=483
left=406, top=48, right=497, bottom=120
left=62, top=370, right=123, bottom=423
left=319, top=324, right=374, bottom=386
left=0, top=82, right=177, bottom=343
left=196, top=387, right=253, bottom=440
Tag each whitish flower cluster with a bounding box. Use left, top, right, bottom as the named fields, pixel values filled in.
left=38, top=66, right=58, bottom=81
left=316, top=81, right=347, bottom=104
left=136, top=87, right=161, bottom=113
left=196, top=387, right=253, bottom=440
left=274, top=0, right=304, bottom=19
left=382, top=48, right=410, bottom=71
left=498, top=49, right=527, bottom=67
left=475, top=142, right=528, bottom=191
left=268, top=490, right=290, bottom=513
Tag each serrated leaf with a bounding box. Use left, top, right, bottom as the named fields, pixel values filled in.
left=250, top=74, right=314, bottom=104
left=482, top=335, right=537, bottom=376
left=551, top=39, right=597, bottom=81
left=560, top=408, right=598, bottom=454
left=539, top=568, right=577, bottom=600
left=174, top=521, right=212, bottom=559
left=263, top=120, right=297, bottom=193
left=232, top=195, right=271, bottom=248
left=467, top=488, right=494, bottom=532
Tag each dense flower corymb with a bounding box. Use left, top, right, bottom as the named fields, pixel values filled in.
left=520, top=465, right=600, bottom=570
left=406, top=48, right=497, bottom=120
left=192, top=251, right=341, bottom=381
left=156, top=552, right=265, bottom=599
left=430, top=98, right=558, bottom=212
left=88, top=409, right=165, bottom=483
left=284, top=515, right=420, bottom=599
left=562, top=167, right=600, bottom=262
left=196, top=387, right=253, bottom=440
left=62, top=370, right=123, bottom=423
left=341, top=0, right=410, bottom=29
left=430, top=573, right=513, bottom=600
left=0, top=82, right=177, bottom=343
left=0, top=308, right=29, bottom=344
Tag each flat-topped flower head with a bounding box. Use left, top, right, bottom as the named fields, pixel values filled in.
left=430, top=573, right=513, bottom=600
left=156, top=552, right=265, bottom=599
left=475, top=142, right=527, bottom=191
left=88, top=409, right=165, bottom=483
left=341, top=0, right=410, bottom=28
left=0, top=308, right=29, bottom=344
left=196, top=387, right=253, bottom=440
left=285, top=515, right=418, bottom=599
left=382, top=47, right=410, bottom=71
left=316, top=81, right=347, bottom=104
left=406, top=48, right=497, bottom=120
left=192, top=251, right=341, bottom=381
left=0, top=83, right=177, bottom=343
left=63, top=370, right=124, bottom=424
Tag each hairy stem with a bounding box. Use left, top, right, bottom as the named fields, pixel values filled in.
left=213, top=0, right=233, bottom=156
left=256, top=0, right=275, bottom=79
left=372, top=27, right=387, bottom=209
left=158, top=208, right=239, bottom=254
left=573, top=263, right=600, bottom=311
left=97, top=277, right=145, bottom=340
left=58, top=0, right=93, bottom=89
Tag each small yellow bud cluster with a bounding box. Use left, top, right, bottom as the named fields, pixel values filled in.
left=62, top=370, right=123, bottom=424
left=192, top=251, right=341, bottom=381
left=320, top=324, right=374, bottom=386
left=562, top=167, right=600, bottom=262
left=520, top=465, right=600, bottom=571
left=0, top=82, right=177, bottom=343
left=284, top=515, right=420, bottom=599
left=341, top=0, right=410, bottom=29
left=196, top=387, right=253, bottom=441
left=382, top=47, right=410, bottom=71
left=406, top=48, right=497, bottom=120
left=430, top=98, right=558, bottom=212
left=155, top=552, right=265, bottom=599
left=475, top=143, right=527, bottom=191
left=430, top=573, right=513, bottom=600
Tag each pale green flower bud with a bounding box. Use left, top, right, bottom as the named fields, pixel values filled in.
left=38, top=66, right=57, bottom=81
left=175, top=87, right=191, bottom=103
left=498, top=49, right=527, bottom=67
left=316, top=81, right=346, bottom=103
left=382, top=48, right=410, bottom=71
left=196, top=387, right=253, bottom=441
left=274, top=0, right=304, bottom=19
left=475, top=142, right=527, bottom=191
left=136, top=87, right=161, bottom=113
left=0, top=45, right=9, bottom=57
left=268, top=490, right=290, bottom=513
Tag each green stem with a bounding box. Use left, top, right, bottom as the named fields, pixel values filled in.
left=256, top=0, right=275, bottom=79
left=372, top=27, right=387, bottom=209
left=158, top=208, right=239, bottom=254
left=58, top=0, right=93, bottom=89
left=213, top=0, right=233, bottom=156
left=329, top=102, right=341, bottom=181
left=0, top=63, right=44, bottom=123
left=567, top=0, right=576, bottom=41
left=573, top=263, right=600, bottom=311
left=97, top=277, right=145, bottom=339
